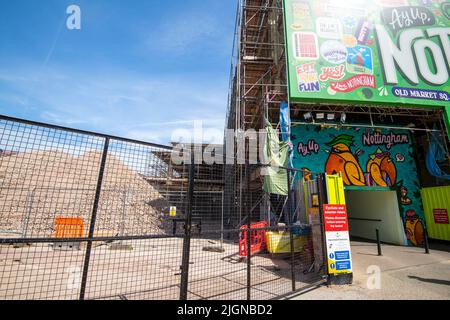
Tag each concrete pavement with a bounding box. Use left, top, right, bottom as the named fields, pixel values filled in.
left=291, top=240, right=450, bottom=300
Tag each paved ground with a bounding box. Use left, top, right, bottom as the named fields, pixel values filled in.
left=0, top=237, right=318, bottom=300
left=3, top=236, right=448, bottom=300
left=291, top=240, right=450, bottom=300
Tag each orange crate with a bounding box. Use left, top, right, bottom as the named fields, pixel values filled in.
left=54, top=217, right=84, bottom=238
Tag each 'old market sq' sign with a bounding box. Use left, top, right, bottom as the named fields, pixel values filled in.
left=284, top=0, right=450, bottom=107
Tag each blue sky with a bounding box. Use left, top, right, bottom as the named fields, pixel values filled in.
left=0, top=0, right=237, bottom=144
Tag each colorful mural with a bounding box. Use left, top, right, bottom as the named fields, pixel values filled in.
left=292, top=124, right=424, bottom=246
left=366, top=148, right=397, bottom=187
left=324, top=134, right=366, bottom=186
left=283, top=0, right=450, bottom=107
left=405, top=209, right=425, bottom=246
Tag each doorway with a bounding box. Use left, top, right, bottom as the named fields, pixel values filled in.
left=345, top=190, right=407, bottom=245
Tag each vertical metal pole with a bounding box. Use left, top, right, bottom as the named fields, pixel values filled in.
left=263, top=192, right=271, bottom=226
left=180, top=150, right=195, bottom=300
left=239, top=164, right=243, bottom=227
left=317, top=174, right=329, bottom=278
left=79, top=137, right=109, bottom=300
left=236, top=0, right=242, bottom=132
left=287, top=169, right=296, bottom=292
left=246, top=221, right=251, bottom=300
left=376, top=229, right=382, bottom=256
left=424, top=224, right=430, bottom=254
left=221, top=191, right=224, bottom=247
left=22, top=188, right=34, bottom=238
left=246, top=163, right=251, bottom=300
left=120, top=190, right=127, bottom=237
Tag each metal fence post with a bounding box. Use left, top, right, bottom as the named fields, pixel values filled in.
left=119, top=190, right=127, bottom=237
left=221, top=191, right=224, bottom=247
left=180, top=149, right=195, bottom=300
left=424, top=224, right=430, bottom=254
left=287, top=169, right=296, bottom=292
left=376, top=229, right=382, bottom=256
left=246, top=163, right=251, bottom=301
left=79, top=137, right=110, bottom=300
left=22, top=188, right=35, bottom=238
left=317, top=174, right=329, bottom=280
left=246, top=223, right=251, bottom=300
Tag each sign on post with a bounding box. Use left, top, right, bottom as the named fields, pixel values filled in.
left=323, top=204, right=353, bottom=275
left=170, top=206, right=177, bottom=217
left=433, top=208, right=449, bottom=224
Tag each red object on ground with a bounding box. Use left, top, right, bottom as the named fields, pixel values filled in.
left=54, top=217, right=84, bottom=238
left=238, top=221, right=268, bottom=257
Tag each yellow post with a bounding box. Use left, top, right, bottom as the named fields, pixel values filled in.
left=326, top=173, right=346, bottom=205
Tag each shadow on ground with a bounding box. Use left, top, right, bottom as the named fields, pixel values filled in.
left=408, top=275, right=450, bottom=286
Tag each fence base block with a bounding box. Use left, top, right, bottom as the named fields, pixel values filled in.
left=328, top=273, right=353, bottom=285
left=12, top=243, right=30, bottom=249
left=108, top=242, right=134, bottom=251
left=52, top=242, right=81, bottom=251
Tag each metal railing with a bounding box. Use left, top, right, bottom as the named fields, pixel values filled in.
left=0, top=115, right=327, bottom=300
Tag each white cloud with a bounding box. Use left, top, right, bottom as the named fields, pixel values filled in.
left=0, top=65, right=228, bottom=145
left=127, top=129, right=171, bottom=144
left=40, top=111, right=89, bottom=126
left=0, top=93, right=28, bottom=107
left=128, top=118, right=225, bottom=145
left=144, top=9, right=227, bottom=55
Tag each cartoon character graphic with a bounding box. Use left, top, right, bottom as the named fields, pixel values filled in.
left=405, top=210, right=424, bottom=246
left=324, top=135, right=365, bottom=186
left=355, top=51, right=365, bottom=67
left=395, top=153, right=405, bottom=162
left=302, top=168, right=312, bottom=181
left=366, top=148, right=397, bottom=187
left=346, top=45, right=373, bottom=74
left=400, top=186, right=412, bottom=205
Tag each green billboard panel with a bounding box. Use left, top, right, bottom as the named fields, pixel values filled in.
left=284, top=0, right=450, bottom=107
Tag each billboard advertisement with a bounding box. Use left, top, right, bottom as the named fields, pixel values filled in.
left=283, top=0, right=450, bottom=107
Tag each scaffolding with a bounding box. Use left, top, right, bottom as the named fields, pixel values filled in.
left=227, top=0, right=287, bottom=134
left=224, top=0, right=450, bottom=227
left=224, top=0, right=288, bottom=228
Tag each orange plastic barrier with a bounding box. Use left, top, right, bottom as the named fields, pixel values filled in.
left=238, top=221, right=268, bottom=257
left=54, top=217, right=84, bottom=238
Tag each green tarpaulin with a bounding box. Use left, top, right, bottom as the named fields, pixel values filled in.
left=263, top=121, right=289, bottom=196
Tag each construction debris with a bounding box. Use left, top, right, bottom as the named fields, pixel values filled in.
left=0, top=150, right=169, bottom=237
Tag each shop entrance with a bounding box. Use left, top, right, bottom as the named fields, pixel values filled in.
left=345, top=190, right=406, bottom=245
left=290, top=104, right=449, bottom=247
